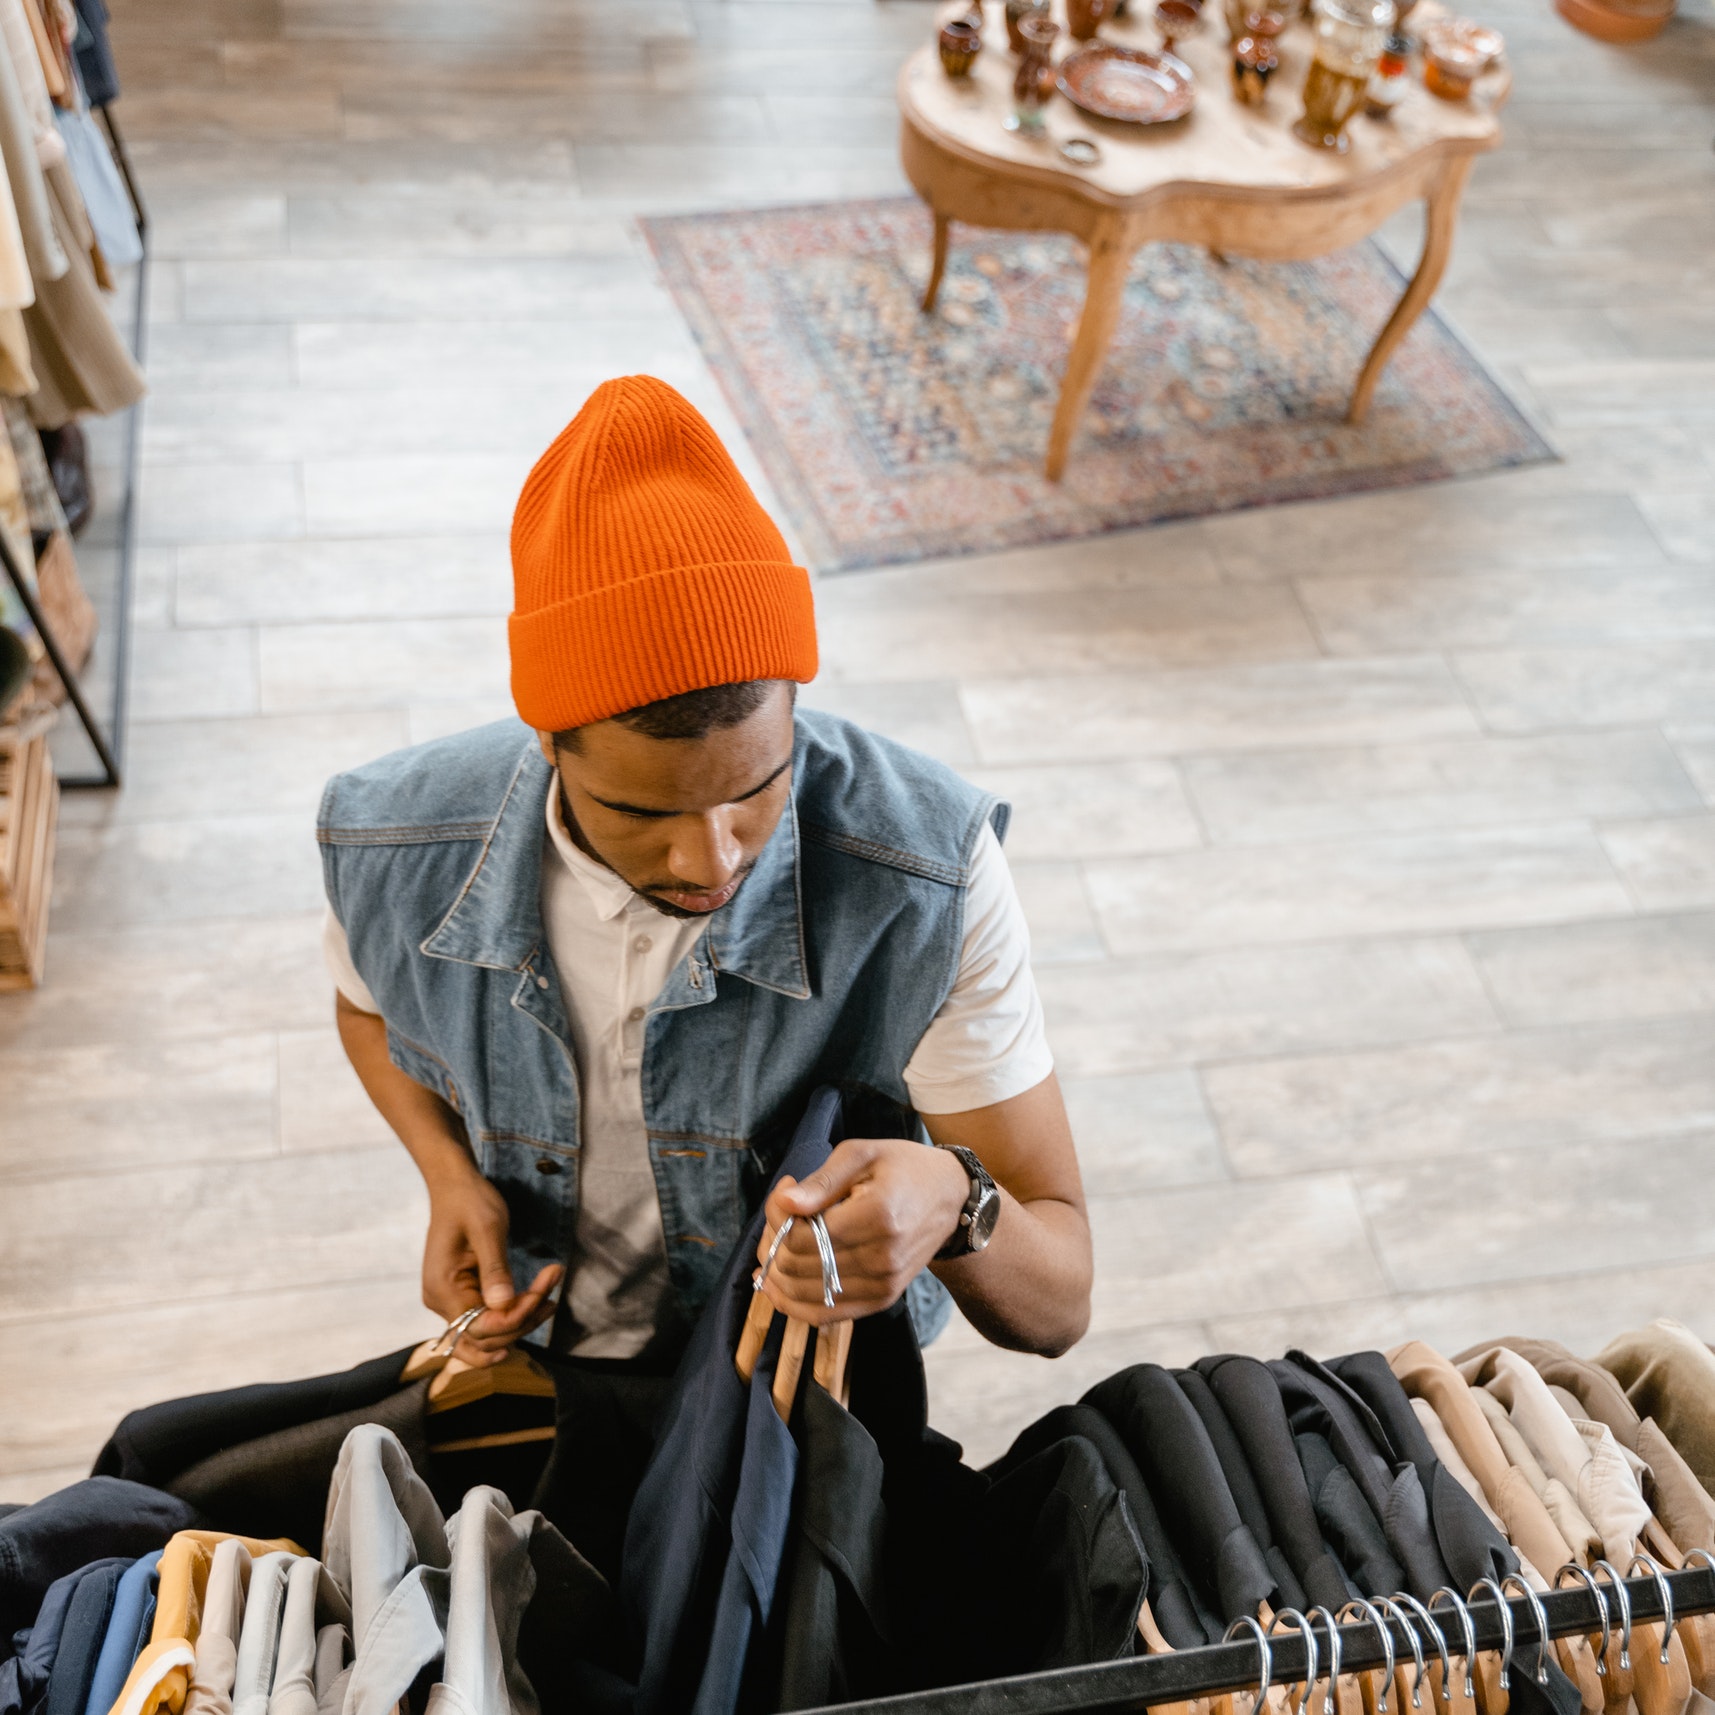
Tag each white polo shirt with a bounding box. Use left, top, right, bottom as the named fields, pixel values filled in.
left=323, top=780, right=1052, bottom=1357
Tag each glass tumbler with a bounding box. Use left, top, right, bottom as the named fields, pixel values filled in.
left=1293, top=0, right=1395, bottom=150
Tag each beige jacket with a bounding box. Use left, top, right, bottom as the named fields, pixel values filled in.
left=1597, top=1321, right=1715, bottom=1501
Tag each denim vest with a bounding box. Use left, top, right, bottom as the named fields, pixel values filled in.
left=317, top=710, right=1007, bottom=1347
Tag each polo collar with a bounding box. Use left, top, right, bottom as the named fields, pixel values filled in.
left=421, top=738, right=811, bottom=1001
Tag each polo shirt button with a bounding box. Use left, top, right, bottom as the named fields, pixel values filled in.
left=634, top=935, right=652, bottom=953
left=535, top=1158, right=561, bottom=1176
left=628, top=1006, right=645, bottom=1023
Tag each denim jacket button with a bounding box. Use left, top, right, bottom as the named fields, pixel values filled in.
left=536, top=975, right=549, bottom=990
left=534, top=1157, right=561, bottom=1176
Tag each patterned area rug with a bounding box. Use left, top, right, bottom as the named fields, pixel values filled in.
left=641, top=197, right=1552, bottom=573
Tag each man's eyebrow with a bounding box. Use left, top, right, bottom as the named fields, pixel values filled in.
left=589, top=754, right=794, bottom=818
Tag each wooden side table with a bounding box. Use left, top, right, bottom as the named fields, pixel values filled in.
left=899, top=3, right=1507, bottom=479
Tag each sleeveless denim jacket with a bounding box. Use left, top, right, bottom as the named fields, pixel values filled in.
left=317, top=710, right=1007, bottom=1345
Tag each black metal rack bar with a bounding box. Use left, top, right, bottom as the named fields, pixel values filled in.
left=1, top=101, right=149, bottom=788
left=805, top=1566, right=1715, bottom=1715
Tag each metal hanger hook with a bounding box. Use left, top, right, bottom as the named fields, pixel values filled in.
left=1309, top=1607, right=1343, bottom=1715
left=1626, top=1553, right=1675, bottom=1665
left=1554, top=1565, right=1611, bottom=1678
left=755, top=1215, right=796, bottom=1291
left=1340, top=1600, right=1395, bottom=1715
left=807, top=1212, right=842, bottom=1308
left=1225, top=1614, right=1274, bottom=1715
left=1395, top=1595, right=1451, bottom=1706
left=1595, top=1560, right=1632, bottom=1670
left=1381, top=1599, right=1428, bottom=1711
left=433, top=1304, right=484, bottom=1355
left=1430, top=1588, right=1478, bottom=1701
left=1468, top=1578, right=1516, bottom=1692
left=1267, top=1607, right=1321, bottom=1715
left=1500, top=1574, right=1552, bottom=1686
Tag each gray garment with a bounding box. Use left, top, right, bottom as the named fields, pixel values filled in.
left=311, top=1627, right=350, bottom=1715
left=267, top=1560, right=351, bottom=1715
left=232, top=1555, right=295, bottom=1715
left=52, top=75, right=139, bottom=269
left=424, top=1490, right=540, bottom=1715
left=184, top=1540, right=252, bottom=1715
left=320, top=1426, right=448, bottom=1715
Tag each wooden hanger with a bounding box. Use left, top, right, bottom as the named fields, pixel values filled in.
left=1137, top=1600, right=1211, bottom=1715
left=1556, top=1564, right=1633, bottom=1715
left=812, top=1320, right=853, bottom=1410
left=1623, top=1554, right=1692, bottom=1715
left=1381, top=1598, right=1439, bottom=1715
left=1674, top=1549, right=1715, bottom=1700
left=1308, top=1606, right=1365, bottom=1715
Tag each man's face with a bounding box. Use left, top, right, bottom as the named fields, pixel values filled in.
left=538, top=685, right=796, bottom=918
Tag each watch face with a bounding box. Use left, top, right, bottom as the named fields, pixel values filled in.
left=967, top=1185, right=1001, bottom=1252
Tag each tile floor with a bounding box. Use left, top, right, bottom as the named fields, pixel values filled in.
left=2, top=0, right=1714, bottom=1494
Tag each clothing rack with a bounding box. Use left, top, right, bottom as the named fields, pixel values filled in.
left=0, top=101, right=147, bottom=789
left=805, top=1566, right=1715, bottom=1715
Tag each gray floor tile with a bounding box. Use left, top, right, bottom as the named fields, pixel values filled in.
left=1204, top=1015, right=1715, bottom=1175
left=1038, top=936, right=1498, bottom=1075
left=1455, top=643, right=1715, bottom=732
left=1008, top=862, right=1105, bottom=965
left=1601, top=815, right=1715, bottom=912
left=798, top=678, right=976, bottom=768
left=128, top=626, right=259, bottom=721
left=1183, top=732, right=1702, bottom=846
left=966, top=759, right=1203, bottom=862
left=1085, top=825, right=1631, bottom=955
left=278, top=1026, right=398, bottom=1153
left=961, top=657, right=1479, bottom=765
left=0, top=1032, right=279, bottom=1180
left=1667, top=726, right=1715, bottom=805
left=258, top=617, right=510, bottom=712
left=0, top=1148, right=427, bottom=1319
left=176, top=537, right=511, bottom=626
left=144, top=323, right=296, bottom=388
left=1360, top=1132, right=1715, bottom=1294
left=1061, top=1069, right=1228, bottom=1194
left=139, top=461, right=304, bottom=543
left=301, top=456, right=529, bottom=535
left=1299, top=567, right=1715, bottom=653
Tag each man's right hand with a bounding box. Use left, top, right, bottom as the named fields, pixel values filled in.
left=423, top=1168, right=563, bottom=1366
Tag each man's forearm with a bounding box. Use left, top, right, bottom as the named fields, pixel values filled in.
left=334, top=992, right=481, bottom=1193
left=933, top=1189, right=1091, bottom=1356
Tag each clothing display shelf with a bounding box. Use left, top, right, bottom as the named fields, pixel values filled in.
left=805, top=1565, right=1715, bottom=1715
left=0, top=104, right=146, bottom=789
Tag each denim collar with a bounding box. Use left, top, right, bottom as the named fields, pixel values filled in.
left=422, top=739, right=810, bottom=1001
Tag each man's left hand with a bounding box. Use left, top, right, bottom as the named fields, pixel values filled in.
left=755, top=1138, right=972, bottom=1324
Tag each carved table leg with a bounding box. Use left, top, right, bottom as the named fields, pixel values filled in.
left=1046, top=216, right=1133, bottom=482
left=922, top=210, right=952, bottom=313
left=1347, top=155, right=1475, bottom=424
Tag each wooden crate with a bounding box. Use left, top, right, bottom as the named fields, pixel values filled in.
left=0, top=706, right=59, bottom=990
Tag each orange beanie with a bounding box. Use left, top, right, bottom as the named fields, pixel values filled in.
left=509, top=376, right=817, bottom=733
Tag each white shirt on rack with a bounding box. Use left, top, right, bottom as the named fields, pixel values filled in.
left=323, top=778, right=1052, bottom=1358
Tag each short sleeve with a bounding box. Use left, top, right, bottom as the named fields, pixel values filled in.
left=903, top=820, right=1053, bottom=1116
left=322, top=905, right=381, bottom=1014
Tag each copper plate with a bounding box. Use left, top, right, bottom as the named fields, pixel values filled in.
left=1056, top=43, right=1195, bottom=123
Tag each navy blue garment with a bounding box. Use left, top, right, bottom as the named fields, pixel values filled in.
left=93, top=1348, right=418, bottom=1492
left=0, top=1561, right=129, bottom=1715
left=40, top=1564, right=125, bottom=1715
left=79, top=1551, right=159, bottom=1715
left=69, top=0, right=118, bottom=107
left=692, top=1328, right=798, bottom=1715
left=0, top=1482, right=197, bottom=1652
left=620, top=1085, right=849, bottom=1715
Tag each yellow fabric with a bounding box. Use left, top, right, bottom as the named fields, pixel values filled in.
left=105, top=1532, right=303, bottom=1715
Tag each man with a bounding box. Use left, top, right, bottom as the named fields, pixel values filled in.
left=320, top=375, right=1091, bottom=1385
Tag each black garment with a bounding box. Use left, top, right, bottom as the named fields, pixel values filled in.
left=94, top=1346, right=419, bottom=1490
left=1326, top=1350, right=1517, bottom=1588
left=530, top=1355, right=677, bottom=1591
left=990, top=1403, right=1203, bottom=1648
left=1192, top=1356, right=1355, bottom=1615
left=1085, top=1366, right=1289, bottom=1630
left=0, top=1559, right=128, bottom=1714
left=69, top=0, right=118, bottom=107
left=1270, top=1354, right=1451, bottom=1600
left=1294, top=1431, right=1404, bottom=1598
left=0, top=1481, right=197, bottom=1652
left=168, top=1382, right=429, bottom=1555
left=512, top=1521, right=618, bottom=1715
left=39, top=1561, right=124, bottom=1715
left=1173, top=1369, right=1309, bottom=1615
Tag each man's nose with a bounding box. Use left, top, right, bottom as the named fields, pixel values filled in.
left=668, top=812, right=743, bottom=888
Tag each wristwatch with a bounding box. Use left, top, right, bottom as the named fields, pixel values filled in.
left=934, top=1144, right=1001, bottom=1259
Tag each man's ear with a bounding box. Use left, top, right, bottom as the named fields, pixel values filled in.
left=536, top=730, right=557, bottom=768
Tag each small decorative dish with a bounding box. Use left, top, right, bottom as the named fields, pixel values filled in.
left=1056, top=42, right=1196, bottom=123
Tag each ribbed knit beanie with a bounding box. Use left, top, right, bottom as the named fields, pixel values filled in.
left=508, top=376, right=817, bottom=733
